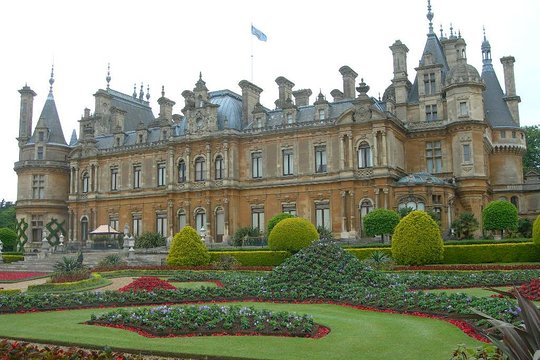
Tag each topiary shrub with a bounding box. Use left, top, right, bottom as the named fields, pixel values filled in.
left=533, top=215, right=540, bottom=245
left=231, top=227, right=260, bottom=246
left=391, top=210, right=444, bottom=265
left=167, top=226, right=211, bottom=266
left=483, top=200, right=518, bottom=238
left=0, top=228, right=17, bottom=252
left=363, top=208, right=400, bottom=238
left=268, top=217, right=318, bottom=253
left=135, top=232, right=166, bottom=249
left=266, top=213, right=294, bottom=236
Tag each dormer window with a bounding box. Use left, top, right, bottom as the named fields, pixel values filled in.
left=318, top=109, right=325, bottom=120
left=459, top=102, right=468, bottom=117
left=501, top=130, right=506, bottom=139
left=426, top=104, right=438, bottom=121
left=423, top=73, right=436, bottom=95
left=286, top=113, right=293, bottom=124
left=138, top=134, right=144, bottom=143
left=38, top=131, right=44, bottom=142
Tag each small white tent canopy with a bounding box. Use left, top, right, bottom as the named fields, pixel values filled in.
left=90, top=225, right=122, bottom=235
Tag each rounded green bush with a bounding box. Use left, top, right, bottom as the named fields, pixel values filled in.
left=363, top=208, right=400, bottom=237
left=391, top=210, right=444, bottom=265
left=167, top=226, right=211, bottom=266
left=482, top=200, right=518, bottom=234
left=268, top=217, right=318, bottom=253
left=0, top=228, right=18, bottom=252
left=533, top=215, right=540, bottom=245
left=267, top=212, right=295, bottom=236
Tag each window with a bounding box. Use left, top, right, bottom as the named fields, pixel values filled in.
left=425, top=104, right=438, bottom=121
left=282, top=203, right=297, bottom=216
left=511, top=196, right=519, bottom=209
left=116, top=137, right=121, bottom=147
left=215, top=155, right=224, bottom=180
left=501, top=130, right=506, bottom=139
left=138, top=134, right=144, bottom=143
left=110, top=168, right=118, bottom=191
left=423, top=72, right=436, bottom=95
left=286, top=113, right=293, bottom=124
left=282, top=149, right=294, bottom=176
left=251, top=152, right=262, bottom=178
left=195, top=209, right=206, bottom=235
left=512, top=131, right=516, bottom=139
left=318, top=109, right=325, bottom=120
left=357, top=142, right=372, bottom=168
left=82, top=172, right=90, bottom=193
left=315, top=202, right=330, bottom=230
left=38, top=131, right=44, bottom=142
left=195, top=157, right=205, bottom=181
left=315, top=145, right=327, bottom=173
left=251, top=207, right=265, bottom=232
left=398, top=198, right=425, bottom=211
left=177, top=210, right=187, bottom=231
left=459, top=102, right=468, bottom=116
left=156, top=214, right=167, bottom=237
left=133, top=165, right=141, bottom=189
left=132, top=215, right=142, bottom=237
left=178, top=160, right=186, bottom=183
left=32, top=174, right=45, bottom=199
left=80, top=217, right=88, bottom=242
left=360, top=200, right=373, bottom=217
left=157, top=162, right=166, bottom=186
left=31, top=215, right=43, bottom=242
left=36, top=146, right=44, bottom=160
left=109, top=217, right=119, bottom=232
left=432, top=195, right=442, bottom=204
left=426, top=141, right=442, bottom=173
left=463, top=144, right=471, bottom=163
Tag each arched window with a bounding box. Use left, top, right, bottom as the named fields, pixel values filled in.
left=357, top=142, right=372, bottom=168
left=178, top=160, right=186, bottom=183
left=80, top=216, right=89, bottom=243
left=398, top=196, right=425, bottom=211
left=195, top=208, right=206, bottom=235
left=215, top=155, right=224, bottom=180
left=359, top=199, right=374, bottom=237
left=215, top=207, right=225, bottom=242
left=511, top=196, right=519, bottom=210
left=177, top=209, right=187, bottom=231
left=195, top=157, right=205, bottom=181
left=82, top=172, right=90, bottom=193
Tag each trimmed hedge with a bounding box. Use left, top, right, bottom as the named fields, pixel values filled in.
left=1, top=255, right=24, bottom=263
left=346, top=247, right=393, bottom=261
left=0, top=289, right=21, bottom=295
left=209, top=250, right=290, bottom=266
left=442, top=242, right=540, bottom=264
left=26, top=273, right=111, bottom=293
left=533, top=215, right=540, bottom=245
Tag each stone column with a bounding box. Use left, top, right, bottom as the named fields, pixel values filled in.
left=339, top=134, right=345, bottom=170
left=69, top=167, right=74, bottom=194
left=374, top=188, right=380, bottom=208
left=340, top=191, right=348, bottom=238
left=185, top=147, right=191, bottom=182
left=168, top=148, right=174, bottom=187
left=347, top=133, right=353, bottom=170
left=372, top=132, right=379, bottom=167
left=205, top=199, right=212, bottom=243
left=223, top=142, right=229, bottom=179
left=349, top=191, right=357, bottom=236
left=206, top=144, right=211, bottom=181
left=95, top=164, right=100, bottom=193
left=383, top=188, right=389, bottom=209
left=167, top=199, right=174, bottom=241
left=381, top=131, right=388, bottom=166
left=74, top=167, right=80, bottom=194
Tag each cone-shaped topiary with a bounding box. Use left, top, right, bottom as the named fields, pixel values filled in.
left=391, top=210, right=444, bottom=265
left=268, top=217, right=318, bottom=253
left=167, top=226, right=211, bottom=266
left=533, top=215, right=540, bottom=245
left=265, top=241, right=384, bottom=294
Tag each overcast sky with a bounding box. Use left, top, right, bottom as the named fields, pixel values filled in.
left=1, top=0, right=538, bottom=202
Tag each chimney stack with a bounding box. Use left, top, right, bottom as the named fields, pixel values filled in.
left=239, top=80, right=263, bottom=127
left=158, top=91, right=176, bottom=121
left=500, top=56, right=521, bottom=125
left=18, top=85, right=37, bottom=144
left=275, top=76, right=295, bottom=108
left=292, top=89, right=312, bottom=107
left=330, top=89, right=344, bottom=102
left=339, top=66, right=358, bottom=99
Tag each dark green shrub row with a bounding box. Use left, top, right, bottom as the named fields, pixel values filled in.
left=346, top=247, right=393, bottom=260
left=0, top=289, right=21, bottom=295
left=1, top=254, right=24, bottom=263
left=26, top=273, right=111, bottom=293
left=444, top=238, right=530, bottom=245
left=209, top=250, right=290, bottom=266
left=443, top=242, right=540, bottom=264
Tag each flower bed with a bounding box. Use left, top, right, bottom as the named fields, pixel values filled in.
left=93, top=264, right=273, bottom=272
left=87, top=304, right=326, bottom=338
left=0, top=271, right=48, bottom=282
left=118, top=276, right=176, bottom=292
left=491, top=279, right=540, bottom=301
left=26, top=273, right=111, bottom=294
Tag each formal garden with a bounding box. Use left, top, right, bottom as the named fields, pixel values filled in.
left=1, top=200, right=540, bottom=359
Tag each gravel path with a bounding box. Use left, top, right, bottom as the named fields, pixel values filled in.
left=95, top=277, right=135, bottom=291
left=0, top=277, right=49, bottom=291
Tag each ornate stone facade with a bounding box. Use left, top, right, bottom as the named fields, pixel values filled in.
left=15, top=7, right=539, bottom=247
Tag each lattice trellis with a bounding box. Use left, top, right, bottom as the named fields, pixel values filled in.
left=45, top=218, right=66, bottom=246
left=15, top=218, right=28, bottom=252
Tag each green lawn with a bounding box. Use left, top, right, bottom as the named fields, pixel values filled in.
left=169, top=281, right=218, bottom=289
left=0, top=302, right=482, bottom=360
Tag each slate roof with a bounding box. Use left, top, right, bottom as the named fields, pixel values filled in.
left=105, top=89, right=155, bottom=131
left=481, top=63, right=518, bottom=129
left=396, top=172, right=447, bottom=185
left=208, top=90, right=243, bottom=130
left=29, top=92, right=67, bottom=145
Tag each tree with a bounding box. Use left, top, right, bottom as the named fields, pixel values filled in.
left=483, top=200, right=518, bottom=238
left=0, top=228, right=17, bottom=252
left=523, top=125, right=540, bottom=173
left=363, top=208, right=400, bottom=238
left=0, top=204, right=16, bottom=230
left=450, top=212, right=479, bottom=239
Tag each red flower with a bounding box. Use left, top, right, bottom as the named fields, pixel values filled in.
left=0, top=271, right=48, bottom=281
left=118, top=277, right=176, bottom=292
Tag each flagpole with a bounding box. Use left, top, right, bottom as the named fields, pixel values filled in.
left=250, top=23, right=254, bottom=82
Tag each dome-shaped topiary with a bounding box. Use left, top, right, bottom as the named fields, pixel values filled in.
left=363, top=208, right=400, bottom=237
left=533, top=215, right=540, bottom=245
left=483, top=200, right=518, bottom=237
left=166, top=226, right=211, bottom=266
left=268, top=217, right=318, bottom=253
left=266, top=212, right=295, bottom=236
left=391, top=210, right=444, bottom=265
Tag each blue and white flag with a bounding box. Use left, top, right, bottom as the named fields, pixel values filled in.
left=251, top=25, right=267, bottom=42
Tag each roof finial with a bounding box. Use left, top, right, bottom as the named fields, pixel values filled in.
left=106, top=63, right=111, bottom=90
left=133, top=83, right=137, bottom=98
left=458, top=29, right=462, bottom=38
left=449, top=23, right=455, bottom=39
left=483, top=25, right=486, bottom=41
left=426, top=0, right=434, bottom=34
left=146, top=85, right=150, bottom=101
left=139, top=82, right=144, bottom=100
left=48, top=64, right=55, bottom=99
left=161, top=85, right=165, bottom=98
left=199, top=71, right=202, bottom=80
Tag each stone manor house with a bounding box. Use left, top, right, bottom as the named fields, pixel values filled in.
left=14, top=7, right=540, bottom=248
